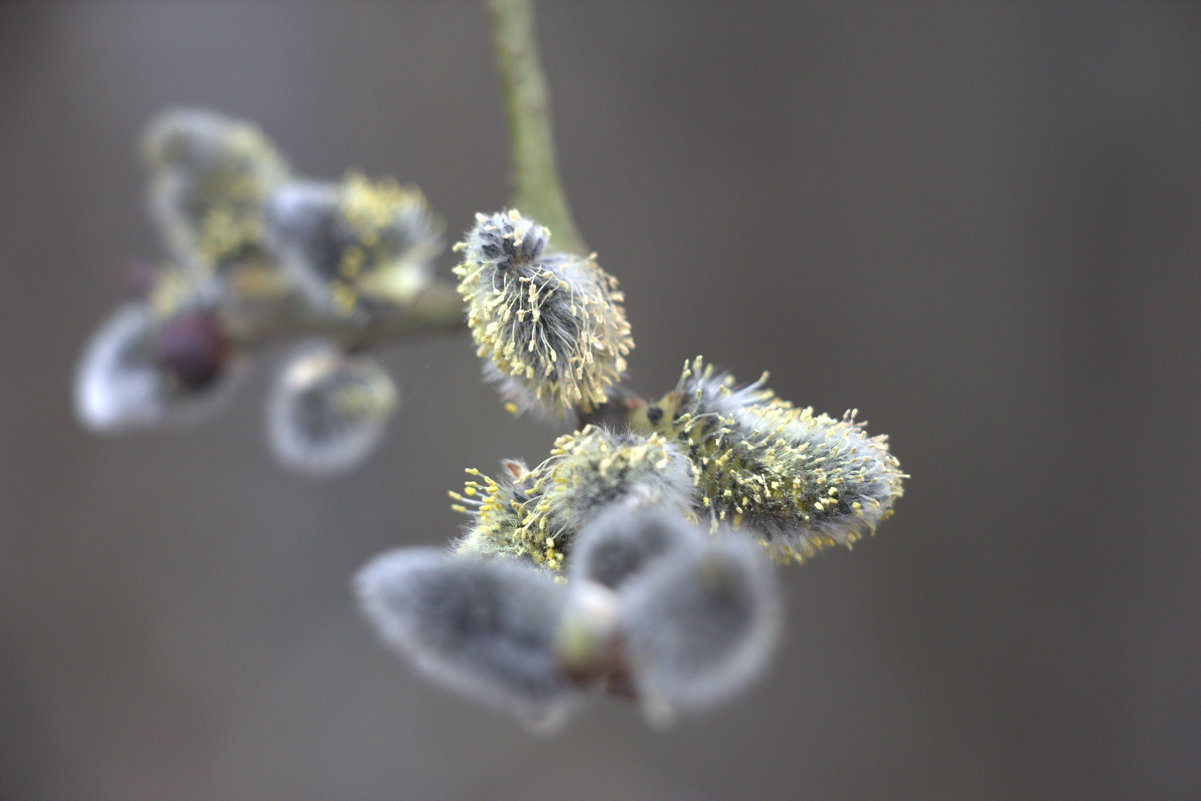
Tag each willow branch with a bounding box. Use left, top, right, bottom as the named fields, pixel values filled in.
left=486, top=0, right=588, bottom=255
left=218, top=274, right=464, bottom=353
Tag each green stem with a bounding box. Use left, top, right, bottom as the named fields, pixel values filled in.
left=219, top=277, right=465, bottom=352
left=486, top=0, right=588, bottom=255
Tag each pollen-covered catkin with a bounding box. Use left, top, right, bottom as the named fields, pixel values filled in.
left=453, top=425, right=696, bottom=571
left=451, top=459, right=535, bottom=564
left=355, top=548, right=578, bottom=728
left=452, top=210, right=633, bottom=415
left=264, top=174, right=442, bottom=315
left=631, top=356, right=905, bottom=563
left=142, top=108, right=289, bottom=276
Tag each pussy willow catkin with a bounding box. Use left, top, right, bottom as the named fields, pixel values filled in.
left=264, top=173, right=442, bottom=314
left=452, top=210, right=633, bottom=415
left=142, top=108, right=289, bottom=276
left=631, top=357, right=905, bottom=563
left=452, top=426, right=695, bottom=570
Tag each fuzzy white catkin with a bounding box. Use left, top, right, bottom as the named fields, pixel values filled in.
left=266, top=341, right=398, bottom=475
left=75, top=304, right=164, bottom=432
left=355, top=548, right=578, bottom=729
left=618, top=531, right=782, bottom=713
left=568, top=506, right=699, bottom=590
left=74, top=302, right=239, bottom=432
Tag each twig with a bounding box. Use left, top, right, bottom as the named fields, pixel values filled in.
left=218, top=274, right=465, bottom=353
left=486, top=0, right=588, bottom=255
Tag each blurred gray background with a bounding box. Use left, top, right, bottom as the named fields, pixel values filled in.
left=2, top=2, right=1200, bottom=799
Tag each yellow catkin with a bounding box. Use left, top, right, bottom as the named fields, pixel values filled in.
left=630, top=356, right=906, bottom=564
left=453, top=210, right=633, bottom=415
left=452, top=426, right=694, bottom=571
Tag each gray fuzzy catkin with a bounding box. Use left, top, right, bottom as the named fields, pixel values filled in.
left=355, top=549, right=578, bottom=727
left=568, top=506, right=699, bottom=590
left=266, top=341, right=397, bottom=475
left=618, top=532, right=782, bottom=712
left=261, top=181, right=346, bottom=301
